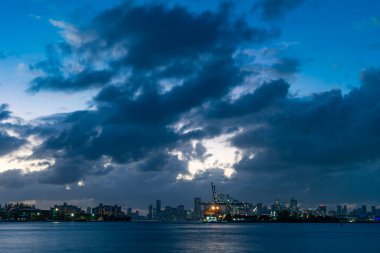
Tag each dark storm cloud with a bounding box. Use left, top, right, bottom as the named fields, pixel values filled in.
left=0, top=104, right=29, bottom=156
left=232, top=68, right=380, bottom=174
left=253, top=0, right=304, bottom=20
left=0, top=132, right=26, bottom=157
left=0, top=105, right=26, bottom=156
left=26, top=2, right=279, bottom=185
left=30, top=2, right=278, bottom=93
left=37, top=156, right=113, bottom=185
left=206, top=79, right=289, bottom=119
left=93, top=55, right=242, bottom=126
left=134, top=151, right=188, bottom=173
left=93, top=2, right=278, bottom=70
left=0, top=169, right=33, bottom=189
left=30, top=69, right=114, bottom=92
left=271, top=57, right=301, bottom=74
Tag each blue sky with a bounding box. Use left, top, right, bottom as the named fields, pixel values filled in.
left=1, top=0, right=380, bottom=210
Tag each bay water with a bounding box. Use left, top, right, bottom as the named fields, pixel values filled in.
left=0, top=222, right=378, bottom=252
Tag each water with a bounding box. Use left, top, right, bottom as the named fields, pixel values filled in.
left=0, top=222, right=379, bottom=252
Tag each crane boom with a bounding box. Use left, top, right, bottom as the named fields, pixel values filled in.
left=211, top=182, right=217, bottom=203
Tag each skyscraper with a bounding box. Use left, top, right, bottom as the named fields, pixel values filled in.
left=362, top=205, right=367, bottom=215
left=337, top=205, right=342, bottom=215
left=343, top=205, right=348, bottom=215
left=271, top=198, right=281, bottom=212
left=256, top=203, right=263, bottom=215
left=156, top=200, right=161, bottom=219
left=290, top=198, right=297, bottom=209
left=148, top=204, right=153, bottom=220
left=318, top=205, right=327, bottom=216
left=194, top=197, right=202, bottom=219
left=371, top=206, right=376, bottom=215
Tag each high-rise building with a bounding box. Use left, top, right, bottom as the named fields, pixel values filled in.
left=342, top=205, right=347, bottom=215
left=271, top=198, right=281, bottom=212
left=289, top=198, right=298, bottom=213
left=371, top=206, right=376, bottom=215
left=148, top=204, right=153, bottom=220
left=256, top=203, right=263, bottom=215
left=318, top=205, right=327, bottom=216
left=156, top=200, right=161, bottom=219
left=177, top=205, right=186, bottom=221
left=337, top=205, right=342, bottom=215
left=92, top=204, right=122, bottom=217
left=361, top=205, right=367, bottom=215
left=194, top=197, right=202, bottom=219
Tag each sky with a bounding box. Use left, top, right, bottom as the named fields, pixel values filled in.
left=1, top=0, right=380, bottom=211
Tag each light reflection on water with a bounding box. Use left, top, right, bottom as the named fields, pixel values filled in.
left=0, top=222, right=379, bottom=252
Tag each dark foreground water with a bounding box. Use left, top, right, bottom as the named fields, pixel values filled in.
left=0, top=222, right=379, bottom=252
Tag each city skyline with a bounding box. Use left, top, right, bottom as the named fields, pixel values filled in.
left=1, top=194, right=379, bottom=223
left=1, top=0, right=380, bottom=210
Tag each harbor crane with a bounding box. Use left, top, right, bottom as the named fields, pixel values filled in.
left=203, top=182, right=252, bottom=218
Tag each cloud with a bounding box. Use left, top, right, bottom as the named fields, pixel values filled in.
left=30, top=69, right=114, bottom=92
left=48, top=19, right=88, bottom=48
left=25, top=2, right=279, bottom=185
left=0, top=169, right=33, bottom=189
left=0, top=104, right=11, bottom=120
left=28, top=14, right=42, bottom=20
left=232, top=68, right=380, bottom=173
left=37, top=156, right=113, bottom=185
left=271, top=57, right=301, bottom=74
left=0, top=104, right=28, bottom=157
left=253, top=0, right=304, bottom=20
left=1, top=1, right=376, bottom=207
left=30, top=3, right=278, bottom=93
left=206, top=79, right=290, bottom=119
left=0, top=132, right=26, bottom=157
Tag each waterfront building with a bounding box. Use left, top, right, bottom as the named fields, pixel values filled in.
left=52, top=202, right=83, bottom=219
left=361, top=205, right=367, bottom=215
left=371, top=206, right=376, bottom=215
left=342, top=205, right=348, bottom=215
left=148, top=204, right=153, bottom=220
left=92, top=203, right=123, bottom=217
left=289, top=198, right=299, bottom=213
left=337, top=205, right=342, bottom=215
left=318, top=205, right=327, bottom=216
left=156, top=200, right=161, bottom=219
left=290, top=198, right=297, bottom=208
left=271, top=198, right=281, bottom=213
left=193, top=197, right=202, bottom=220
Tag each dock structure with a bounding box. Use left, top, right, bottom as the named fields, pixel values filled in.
left=202, top=182, right=252, bottom=222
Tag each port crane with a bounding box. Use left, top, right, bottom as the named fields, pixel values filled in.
left=203, top=182, right=251, bottom=217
